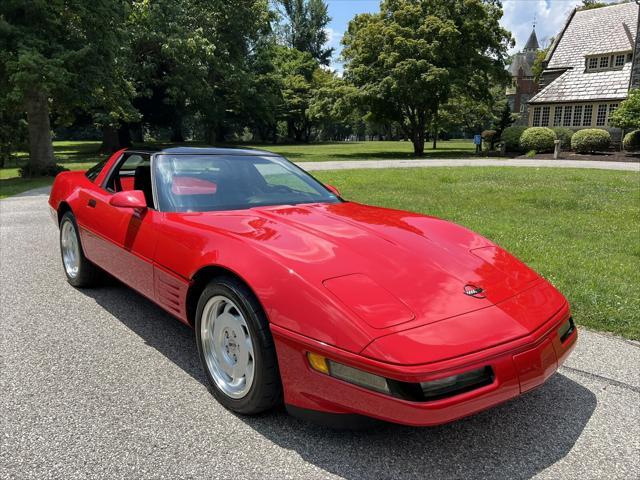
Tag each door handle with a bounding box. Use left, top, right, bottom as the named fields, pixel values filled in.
left=88, top=199, right=97, bottom=208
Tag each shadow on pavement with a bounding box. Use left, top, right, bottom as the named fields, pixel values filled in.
left=81, top=280, right=597, bottom=480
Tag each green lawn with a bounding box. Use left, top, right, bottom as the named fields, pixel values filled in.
left=313, top=167, right=640, bottom=340
left=1, top=139, right=476, bottom=198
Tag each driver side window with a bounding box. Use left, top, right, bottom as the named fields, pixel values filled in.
left=105, top=153, right=154, bottom=208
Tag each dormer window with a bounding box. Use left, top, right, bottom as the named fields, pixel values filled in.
left=586, top=51, right=631, bottom=71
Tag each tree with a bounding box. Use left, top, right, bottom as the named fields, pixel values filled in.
left=0, top=0, right=136, bottom=175
left=609, top=88, right=640, bottom=130
left=580, top=0, right=608, bottom=10
left=272, top=46, right=318, bottom=142
left=342, top=0, right=512, bottom=156
left=279, top=0, right=333, bottom=66
left=308, top=69, right=360, bottom=140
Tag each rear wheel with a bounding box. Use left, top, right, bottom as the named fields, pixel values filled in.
left=59, top=211, right=100, bottom=287
left=195, top=276, right=282, bottom=414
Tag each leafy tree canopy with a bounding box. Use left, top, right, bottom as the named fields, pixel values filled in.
left=342, top=0, right=513, bottom=155
left=279, top=0, right=333, bottom=66
left=609, top=88, right=640, bottom=130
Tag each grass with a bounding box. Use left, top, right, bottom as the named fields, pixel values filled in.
left=1, top=139, right=476, bottom=198
left=313, top=167, right=640, bottom=340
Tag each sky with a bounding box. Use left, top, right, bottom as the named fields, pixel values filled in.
left=324, top=0, right=620, bottom=73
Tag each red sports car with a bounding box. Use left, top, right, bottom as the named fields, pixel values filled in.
left=49, top=147, right=577, bottom=427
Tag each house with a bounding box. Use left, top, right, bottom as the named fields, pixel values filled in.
left=528, top=2, right=639, bottom=142
left=506, top=27, right=540, bottom=126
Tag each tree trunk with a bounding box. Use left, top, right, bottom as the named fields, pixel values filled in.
left=206, top=126, right=216, bottom=145
left=170, top=116, right=184, bottom=142
left=412, top=132, right=425, bottom=156
left=100, top=125, right=121, bottom=154
left=432, top=114, right=438, bottom=149
left=25, top=89, right=54, bottom=176
left=130, top=123, right=144, bottom=143
left=118, top=125, right=132, bottom=148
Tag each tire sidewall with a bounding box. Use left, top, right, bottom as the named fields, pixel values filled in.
left=195, top=278, right=276, bottom=414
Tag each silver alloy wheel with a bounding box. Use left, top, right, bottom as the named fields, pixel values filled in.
left=201, top=295, right=255, bottom=399
left=61, top=220, right=80, bottom=278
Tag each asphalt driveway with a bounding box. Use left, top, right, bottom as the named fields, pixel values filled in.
left=1, top=188, right=639, bottom=479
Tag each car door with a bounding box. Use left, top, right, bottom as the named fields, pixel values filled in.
left=77, top=152, right=159, bottom=299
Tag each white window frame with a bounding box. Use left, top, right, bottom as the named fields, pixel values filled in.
left=583, top=105, right=593, bottom=126
left=541, top=106, right=550, bottom=127
left=596, top=104, right=607, bottom=126
left=563, top=106, right=573, bottom=127
left=532, top=107, right=541, bottom=127
left=553, top=106, right=563, bottom=127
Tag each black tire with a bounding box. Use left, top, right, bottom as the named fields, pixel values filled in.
left=195, top=276, right=282, bottom=414
left=59, top=211, right=100, bottom=288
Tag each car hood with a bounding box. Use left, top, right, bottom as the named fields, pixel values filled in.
left=178, top=202, right=542, bottom=334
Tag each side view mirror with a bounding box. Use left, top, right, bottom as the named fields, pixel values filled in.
left=109, top=190, right=147, bottom=209
left=325, top=184, right=341, bottom=196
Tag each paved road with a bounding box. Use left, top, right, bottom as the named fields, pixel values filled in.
left=1, top=190, right=639, bottom=480
left=297, top=158, right=640, bottom=172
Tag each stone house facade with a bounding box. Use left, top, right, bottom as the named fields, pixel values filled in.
left=528, top=2, right=639, bottom=143
left=506, top=28, right=540, bottom=126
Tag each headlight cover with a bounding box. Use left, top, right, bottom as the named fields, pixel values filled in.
left=307, top=352, right=494, bottom=402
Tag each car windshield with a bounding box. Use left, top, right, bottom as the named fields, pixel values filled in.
left=153, top=154, right=340, bottom=212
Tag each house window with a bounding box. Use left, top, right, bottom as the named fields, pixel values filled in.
left=553, top=106, right=563, bottom=126
left=628, top=53, right=634, bottom=62
left=541, top=106, right=550, bottom=126
left=573, top=105, right=583, bottom=126
left=596, top=104, right=607, bottom=126
left=608, top=103, right=618, bottom=125
left=583, top=105, right=593, bottom=126
left=563, top=106, right=573, bottom=127
left=599, top=56, right=609, bottom=68
left=532, top=107, right=541, bottom=127
left=587, top=57, right=598, bottom=70
left=615, top=54, right=625, bottom=67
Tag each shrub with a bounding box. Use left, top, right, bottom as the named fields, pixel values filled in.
left=520, top=127, right=557, bottom=153
left=552, top=127, right=574, bottom=149
left=525, top=150, right=537, bottom=158
left=501, top=126, right=527, bottom=152
left=623, top=129, right=640, bottom=151
left=571, top=129, right=611, bottom=153
left=19, top=162, right=68, bottom=178
left=481, top=129, right=497, bottom=150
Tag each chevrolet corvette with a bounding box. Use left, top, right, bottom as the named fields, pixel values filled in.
left=48, top=147, right=577, bottom=427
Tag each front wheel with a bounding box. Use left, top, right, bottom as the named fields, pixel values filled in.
left=195, top=276, right=282, bottom=414
left=59, top=211, right=100, bottom=287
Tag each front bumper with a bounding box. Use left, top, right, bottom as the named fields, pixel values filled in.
left=271, top=306, right=577, bottom=427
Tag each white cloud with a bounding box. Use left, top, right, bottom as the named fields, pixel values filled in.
left=325, top=26, right=345, bottom=75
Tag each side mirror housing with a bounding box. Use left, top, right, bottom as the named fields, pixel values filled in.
left=109, top=190, right=148, bottom=209
left=325, top=184, right=340, bottom=196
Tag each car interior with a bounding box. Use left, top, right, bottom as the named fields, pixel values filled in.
left=105, top=153, right=155, bottom=208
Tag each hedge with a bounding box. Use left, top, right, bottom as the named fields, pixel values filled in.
left=520, top=127, right=557, bottom=153
left=501, top=126, right=527, bottom=152
left=623, top=130, right=640, bottom=151
left=571, top=129, right=611, bottom=153
left=552, top=127, right=574, bottom=149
